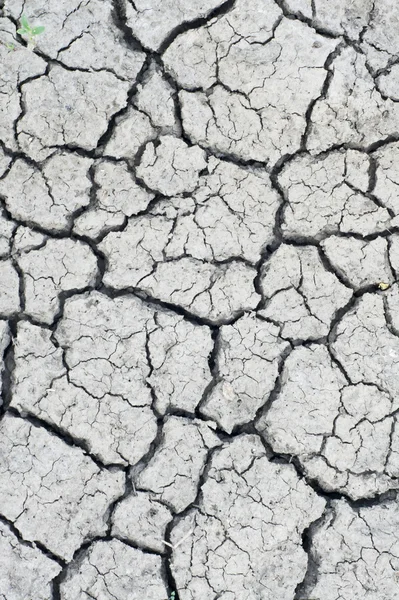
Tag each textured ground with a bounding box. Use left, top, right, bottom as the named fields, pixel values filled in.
left=1, top=0, right=399, bottom=599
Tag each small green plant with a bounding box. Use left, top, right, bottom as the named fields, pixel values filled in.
left=1, top=40, right=15, bottom=52
left=169, top=593, right=176, bottom=600
left=17, top=14, right=45, bottom=50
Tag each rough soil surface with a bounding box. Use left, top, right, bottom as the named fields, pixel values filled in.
left=1, top=1, right=399, bottom=599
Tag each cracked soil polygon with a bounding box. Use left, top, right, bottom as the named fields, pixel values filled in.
left=103, top=106, right=157, bottom=161
left=4, top=0, right=146, bottom=79
left=122, top=0, right=227, bottom=52
left=17, top=65, right=130, bottom=161
left=200, top=314, right=290, bottom=432
left=10, top=292, right=213, bottom=465
left=2, top=0, right=399, bottom=597
left=111, top=490, right=173, bottom=553
left=134, top=63, right=181, bottom=136
left=60, top=538, right=167, bottom=600
left=307, top=47, right=399, bottom=154
left=135, top=416, right=221, bottom=513
left=178, top=11, right=338, bottom=164
left=0, top=414, right=124, bottom=561
left=321, top=236, right=394, bottom=289
left=279, top=149, right=392, bottom=240
left=17, top=238, right=98, bottom=324
left=0, top=520, right=61, bottom=600
left=0, top=154, right=92, bottom=232
left=0, top=18, right=46, bottom=151
left=73, top=159, right=154, bottom=239
left=258, top=244, right=352, bottom=340
left=301, top=498, right=399, bottom=600
left=170, top=435, right=325, bottom=600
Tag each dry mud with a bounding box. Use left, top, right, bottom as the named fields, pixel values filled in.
left=1, top=1, right=399, bottom=599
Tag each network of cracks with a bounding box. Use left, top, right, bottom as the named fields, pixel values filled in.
left=1, top=0, right=399, bottom=599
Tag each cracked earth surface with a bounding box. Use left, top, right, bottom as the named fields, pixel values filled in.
left=1, top=0, right=399, bottom=599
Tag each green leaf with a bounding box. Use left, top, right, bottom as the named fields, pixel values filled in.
left=32, top=25, right=45, bottom=35
left=16, top=28, right=27, bottom=35
left=20, top=14, right=29, bottom=29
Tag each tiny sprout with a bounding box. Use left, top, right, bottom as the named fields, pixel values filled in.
left=17, top=13, right=45, bottom=51
left=170, top=593, right=176, bottom=600
left=0, top=40, right=15, bottom=52
left=378, top=282, right=390, bottom=291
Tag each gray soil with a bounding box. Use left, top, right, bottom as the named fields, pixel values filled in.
left=1, top=1, right=399, bottom=599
